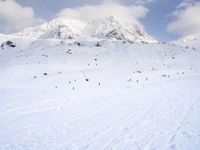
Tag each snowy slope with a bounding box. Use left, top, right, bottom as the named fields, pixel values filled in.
left=175, top=34, right=200, bottom=49
left=14, top=16, right=156, bottom=43
left=0, top=33, right=19, bottom=42
left=0, top=36, right=200, bottom=150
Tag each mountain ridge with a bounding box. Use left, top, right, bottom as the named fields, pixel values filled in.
left=13, top=16, right=156, bottom=43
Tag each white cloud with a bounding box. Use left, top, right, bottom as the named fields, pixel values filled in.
left=134, top=0, right=157, bottom=5
left=167, top=1, right=200, bottom=36
left=177, top=0, right=197, bottom=9
left=57, top=1, right=148, bottom=28
left=0, top=0, right=43, bottom=33
left=104, top=0, right=156, bottom=4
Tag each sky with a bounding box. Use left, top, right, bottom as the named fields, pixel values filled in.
left=0, top=0, right=200, bottom=41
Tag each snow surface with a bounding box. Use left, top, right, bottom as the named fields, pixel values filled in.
left=0, top=26, right=200, bottom=149
left=175, top=34, right=200, bottom=49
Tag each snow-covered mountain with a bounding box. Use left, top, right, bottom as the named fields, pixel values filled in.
left=14, top=17, right=86, bottom=40
left=83, top=16, right=155, bottom=43
left=14, top=16, right=156, bottom=43
left=175, top=33, right=200, bottom=48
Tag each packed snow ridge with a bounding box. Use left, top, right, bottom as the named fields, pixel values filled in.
left=14, top=16, right=156, bottom=43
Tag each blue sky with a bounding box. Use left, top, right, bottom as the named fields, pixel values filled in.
left=140, top=0, right=182, bottom=41
left=1, top=0, right=200, bottom=41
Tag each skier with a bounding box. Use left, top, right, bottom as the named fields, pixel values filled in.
left=82, top=71, right=90, bottom=82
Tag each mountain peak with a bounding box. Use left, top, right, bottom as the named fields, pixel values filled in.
left=13, top=16, right=156, bottom=43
